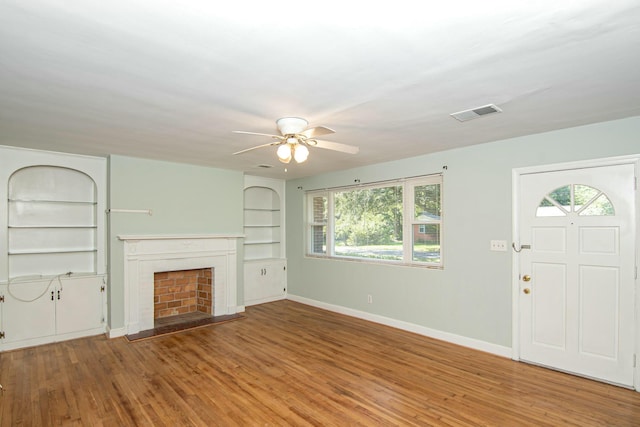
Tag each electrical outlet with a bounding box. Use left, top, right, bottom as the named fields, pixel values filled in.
left=490, top=240, right=508, bottom=251
left=367, top=294, right=373, bottom=304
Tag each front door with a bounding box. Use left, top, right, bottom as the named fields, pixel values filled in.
left=518, top=163, right=636, bottom=386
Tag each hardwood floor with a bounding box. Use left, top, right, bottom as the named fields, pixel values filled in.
left=1, top=300, right=639, bottom=426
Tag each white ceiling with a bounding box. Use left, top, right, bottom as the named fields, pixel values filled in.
left=1, top=1, right=639, bottom=179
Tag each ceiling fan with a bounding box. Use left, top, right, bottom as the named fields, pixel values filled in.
left=233, top=117, right=359, bottom=164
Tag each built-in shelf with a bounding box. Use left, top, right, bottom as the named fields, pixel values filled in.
left=9, top=199, right=98, bottom=205
left=8, top=225, right=98, bottom=229
left=244, top=241, right=281, bottom=246
left=8, top=166, right=99, bottom=279
left=243, top=177, right=287, bottom=307
left=9, top=249, right=97, bottom=255
left=243, top=185, right=283, bottom=260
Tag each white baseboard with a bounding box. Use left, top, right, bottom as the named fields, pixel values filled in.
left=106, top=325, right=126, bottom=339
left=244, top=295, right=286, bottom=308
left=1, top=327, right=106, bottom=352
left=287, top=294, right=511, bottom=358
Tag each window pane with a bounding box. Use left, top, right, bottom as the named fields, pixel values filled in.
left=310, top=195, right=327, bottom=254
left=413, top=224, right=440, bottom=263
left=312, top=195, right=327, bottom=222
left=414, top=184, right=441, bottom=220
left=310, top=225, right=327, bottom=254
left=334, top=186, right=403, bottom=261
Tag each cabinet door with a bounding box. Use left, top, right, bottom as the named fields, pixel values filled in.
left=1, top=282, right=56, bottom=343
left=56, top=276, right=104, bottom=335
left=244, top=260, right=286, bottom=306
left=263, top=261, right=286, bottom=298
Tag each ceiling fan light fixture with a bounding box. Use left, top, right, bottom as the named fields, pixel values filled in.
left=277, top=117, right=308, bottom=135
left=293, top=144, right=309, bottom=163
left=277, top=144, right=292, bottom=163
left=233, top=116, right=358, bottom=163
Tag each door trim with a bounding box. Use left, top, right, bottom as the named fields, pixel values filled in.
left=511, top=154, right=640, bottom=389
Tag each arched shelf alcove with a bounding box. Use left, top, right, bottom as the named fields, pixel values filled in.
left=243, top=185, right=281, bottom=260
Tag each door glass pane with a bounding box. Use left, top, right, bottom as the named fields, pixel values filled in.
left=574, top=185, right=600, bottom=211
left=537, top=197, right=567, bottom=217
left=579, top=194, right=614, bottom=216
left=536, top=184, right=615, bottom=217
left=547, top=186, right=571, bottom=211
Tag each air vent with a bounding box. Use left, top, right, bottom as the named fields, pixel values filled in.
left=450, top=104, right=502, bottom=122
left=257, top=164, right=273, bottom=169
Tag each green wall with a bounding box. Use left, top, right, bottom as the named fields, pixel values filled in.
left=107, top=155, right=244, bottom=329
left=285, top=116, right=640, bottom=348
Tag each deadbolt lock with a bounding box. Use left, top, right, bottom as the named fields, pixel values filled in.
left=522, top=274, right=531, bottom=282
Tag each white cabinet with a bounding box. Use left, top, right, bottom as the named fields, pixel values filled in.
left=0, top=275, right=106, bottom=351
left=0, top=148, right=107, bottom=351
left=243, top=176, right=286, bottom=306
left=244, top=259, right=287, bottom=306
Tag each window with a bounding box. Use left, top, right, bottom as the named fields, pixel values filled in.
left=306, top=175, right=442, bottom=267
left=536, top=184, right=614, bottom=217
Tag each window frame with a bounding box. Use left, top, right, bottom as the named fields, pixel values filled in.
left=305, top=174, right=443, bottom=268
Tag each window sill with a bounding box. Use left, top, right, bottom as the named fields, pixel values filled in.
left=304, top=254, right=443, bottom=270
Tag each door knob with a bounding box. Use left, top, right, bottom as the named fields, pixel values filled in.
left=522, top=274, right=531, bottom=282
left=523, top=288, right=531, bottom=294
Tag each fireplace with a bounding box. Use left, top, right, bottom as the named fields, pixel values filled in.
left=154, top=268, right=213, bottom=322
left=118, top=234, right=241, bottom=335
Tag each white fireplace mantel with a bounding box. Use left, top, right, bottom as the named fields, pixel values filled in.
left=118, top=234, right=242, bottom=335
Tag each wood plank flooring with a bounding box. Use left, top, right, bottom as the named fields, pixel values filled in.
left=1, top=300, right=639, bottom=426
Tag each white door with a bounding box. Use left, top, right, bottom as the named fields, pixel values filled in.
left=518, top=163, right=636, bottom=386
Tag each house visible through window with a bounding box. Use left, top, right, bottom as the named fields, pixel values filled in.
left=306, top=174, right=442, bottom=267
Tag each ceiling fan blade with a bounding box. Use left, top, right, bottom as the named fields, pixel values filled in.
left=233, top=141, right=281, bottom=155
left=233, top=130, right=282, bottom=139
left=311, top=139, right=359, bottom=154
left=300, top=126, right=335, bottom=138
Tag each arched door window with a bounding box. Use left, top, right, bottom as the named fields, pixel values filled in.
left=536, top=184, right=614, bottom=217
left=8, top=166, right=98, bottom=279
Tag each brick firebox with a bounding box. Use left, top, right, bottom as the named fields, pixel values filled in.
left=154, top=268, right=213, bottom=319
